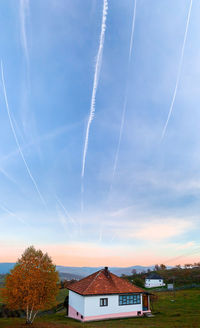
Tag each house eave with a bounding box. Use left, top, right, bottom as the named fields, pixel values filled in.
left=67, top=289, right=151, bottom=297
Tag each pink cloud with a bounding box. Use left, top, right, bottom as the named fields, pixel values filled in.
left=118, top=219, right=194, bottom=241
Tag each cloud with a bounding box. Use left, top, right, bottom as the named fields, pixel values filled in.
left=120, top=219, right=194, bottom=241
left=176, top=241, right=196, bottom=249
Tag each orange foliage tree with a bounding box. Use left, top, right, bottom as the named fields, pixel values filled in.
left=2, top=246, right=59, bottom=324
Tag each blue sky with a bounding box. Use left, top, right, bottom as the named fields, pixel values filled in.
left=1, top=0, right=200, bottom=266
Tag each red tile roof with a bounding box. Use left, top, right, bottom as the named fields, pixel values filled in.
left=68, top=267, right=144, bottom=296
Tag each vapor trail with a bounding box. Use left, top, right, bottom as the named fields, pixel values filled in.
left=1, top=61, right=46, bottom=206
left=161, top=0, right=193, bottom=140
left=0, top=204, right=26, bottom=225
left=163, top=246, right=200, bottom=265
left=19, top=0, right=29, bottom=67
left=56, top=196, right=77, bottom=225
left=128, top=0, right=137, bottom=63
left=81, top=0, right=108, bottom=179
left=110, top=0, right=137, bottom=187
left=0, top=167, right=18, bottom=186
left=80, top=182, right=83, bottom=237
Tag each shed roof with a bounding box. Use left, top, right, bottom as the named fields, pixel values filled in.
left=68, top=267, right=144, bottom=296
left=146, top=273, right=163, bottom=280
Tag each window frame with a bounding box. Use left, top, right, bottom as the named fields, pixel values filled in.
left=100, top=298, right=108, bottom=307
left=119, top=294, right=141, bottom=306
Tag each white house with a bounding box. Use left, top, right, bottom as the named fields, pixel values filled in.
left=145, top=273, right=165, bottom=288
left=68, top=267, right=151, bottom=322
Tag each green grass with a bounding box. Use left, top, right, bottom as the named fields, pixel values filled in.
left=1, top=288, right=200, bottom=327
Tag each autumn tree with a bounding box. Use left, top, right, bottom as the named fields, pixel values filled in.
left=2, top=246, right=59, bottom=324
left=154, top=264, right=160, bottom=271
left=131, top=269, right=137, bottom=275
left=160, top=264, right=166, bottom=270
left=194, top=262, right=200, bottom=267
left=175, top=264, right=181, bottom=270
left=184, top=263, right=192, bottom=269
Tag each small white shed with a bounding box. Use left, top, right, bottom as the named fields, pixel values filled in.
left=145, top=273, right=165, bottom=288
left=68, top=267, right=151, bottom=322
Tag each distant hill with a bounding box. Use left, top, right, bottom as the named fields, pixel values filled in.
left=59, top=272, right=83, bottom=281
left=0, top=263, right=154, bottom=276
left=0, top=263, right=15, bottom=274
left=51, top=265, right=155, bottom=277
left=0, top=274, right=6, bottom=286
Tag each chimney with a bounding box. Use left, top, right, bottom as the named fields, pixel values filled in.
left=104, top=266, right=110, bottom=277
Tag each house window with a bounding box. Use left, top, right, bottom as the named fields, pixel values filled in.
left=100, top=298, right=108, bottom=307
left=119, top=294, right=141, bottom=305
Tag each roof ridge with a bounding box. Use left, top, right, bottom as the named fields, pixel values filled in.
left=83, top=269, right=103, bottom=294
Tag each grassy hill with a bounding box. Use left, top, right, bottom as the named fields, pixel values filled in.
left=155, top=267, right=200, bottom=286
left=0, top=288, right=200, bottom=327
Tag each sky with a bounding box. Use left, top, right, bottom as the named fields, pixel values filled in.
left=0, top=0, right=200, bottom=267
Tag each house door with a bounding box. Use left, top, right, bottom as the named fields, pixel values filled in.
left=143, top=294, right=148, bottom=311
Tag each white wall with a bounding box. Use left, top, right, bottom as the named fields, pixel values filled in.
left=68, top=290, right=84, bottom=314
left=145, top=279, right=165, bottom=288
left=84, top=294, right=143, bottom=316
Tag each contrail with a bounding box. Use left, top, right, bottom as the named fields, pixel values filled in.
left=0, top=167, right=18, bottom=186
left=161, top=0, right=193, bottom=140
left=110, top=0, right=137, bottom=188
left=80, top=182, right=83, bottom=237
left=1, top=61, right=46, bottom=206
left=128, top=0, right=137, bottom=63
left=81, top=0, right=108, bottom=179
left=56, top=195, right=77, bottom=226
left=56, top=204, right=71, bottom=236
left=163, top=246, right=200, bottom=265
left=0, top=204, right=26, bottom=225
left=19, top=0, right=29, bottom=67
